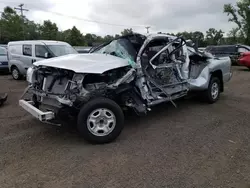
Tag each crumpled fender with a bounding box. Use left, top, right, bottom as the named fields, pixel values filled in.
left=188, top=66, right=211, bottom=90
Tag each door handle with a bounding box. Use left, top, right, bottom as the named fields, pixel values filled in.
left=32, top=59, right=36, bottom=63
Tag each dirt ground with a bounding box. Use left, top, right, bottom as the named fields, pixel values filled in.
left=1, top=67, right=250, bottom=188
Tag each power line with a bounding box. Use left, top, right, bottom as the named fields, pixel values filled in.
left=0, top=11, right=3, bottom=42
left=31, top=7, right=147, bottom=28
left=0, top=1, right=149, bottom=28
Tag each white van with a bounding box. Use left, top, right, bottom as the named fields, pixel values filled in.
left=8, top=40, right=78, bottom=80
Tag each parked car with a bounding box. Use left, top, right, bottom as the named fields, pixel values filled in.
left=74, top=46, right=92, bottom=53
left=205, top=44, right=250, bottom=65
left=19, top=33, right=232, bottom=144
left=8, top=40, right=78, bottom=80
left=0, top=46, right=8, bottom=72
left=0, top=44, right=7, bottom=49
left=238, top=52, right=250, bottom=69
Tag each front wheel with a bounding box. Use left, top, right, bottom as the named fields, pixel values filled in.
left=204, top=77, right=221, bottom=104
left=11, top=67, right=22, bottom=80
left=77, top=97, right=124, bottom=144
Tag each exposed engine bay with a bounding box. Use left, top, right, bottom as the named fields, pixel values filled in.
left=24, top=65, right=135, bottom=114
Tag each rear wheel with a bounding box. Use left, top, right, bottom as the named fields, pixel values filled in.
left=11, top=67, right=22, bottom=80
left=77, top=97, right=124, bottom=144
left=204, top=76, right=221, bottom=104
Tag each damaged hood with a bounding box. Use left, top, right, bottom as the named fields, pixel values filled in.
left=33, top=53, right=130, bottom=74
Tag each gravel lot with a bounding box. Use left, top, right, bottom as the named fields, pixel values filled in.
left=1, top=67, right=250, bottom=188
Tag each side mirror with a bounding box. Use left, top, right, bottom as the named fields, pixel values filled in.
left=44, top=52, right=49, bottom=58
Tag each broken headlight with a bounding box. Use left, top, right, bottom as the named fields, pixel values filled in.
left=26, top=66, right=35, bottom=83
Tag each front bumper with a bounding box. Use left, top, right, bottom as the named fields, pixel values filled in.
left=19, top=100, right=55, bottom=121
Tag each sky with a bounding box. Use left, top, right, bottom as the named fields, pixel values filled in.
left=0, top=0, right=237, bottom=36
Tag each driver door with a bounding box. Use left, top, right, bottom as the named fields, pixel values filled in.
left=141, top=38, right=183, bottom=83
left=138, top=36, right=189, bottom=96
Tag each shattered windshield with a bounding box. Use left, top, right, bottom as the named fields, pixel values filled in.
left=47, top=45, right=78, bottom=57
left=93, top=38, right=137, bottom=66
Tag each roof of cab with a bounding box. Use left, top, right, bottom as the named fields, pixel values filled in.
left=7, top=40, right=69, bottom=46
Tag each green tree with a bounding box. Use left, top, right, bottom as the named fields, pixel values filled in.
left=192, top=31, right=206, bottom=47
left=121, top=28, right=133, bottom=36
left=56, top=30, right=65, bottom=41
left=225, top=28, right=243, bottom=44
left=26, top=21, right=40, bottom=40
left=84, top=33, right=96, bottom=46
left=0, top=6, right=23, bottom=43
left=103, top=35, right=114, bottom=43
left=40, top=20, right=59, bottom=40
left=176, top=31, right=192, bottom=39
left=176, top=31, right=206, bottom=47
left=66, top=26, right=85, bottom=46
left=206, top=28, right=224, bottom=45
left=224, top=0, right=250, bottom=44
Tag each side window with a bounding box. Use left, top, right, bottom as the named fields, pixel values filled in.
left=35, top=45, right=49, bottom=58
left=23, top=44, right=32, bottom=56
left=143, top=39, right=167, bottom=61
left=238, top=47, right=249, bottom=53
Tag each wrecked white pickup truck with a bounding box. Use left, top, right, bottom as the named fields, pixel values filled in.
left=19, top=33, right=232, bottom=144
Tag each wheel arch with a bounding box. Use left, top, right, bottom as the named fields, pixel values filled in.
left=211, top=70, right=224, bottom=92
left=10, top=64, right=18, bottom=71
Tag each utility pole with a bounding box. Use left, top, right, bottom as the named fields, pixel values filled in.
left=14, top=4, right=28, bottom=40
left=145, top=26, right=150, bottom=34
left=0, top=11, right=3, bottom=43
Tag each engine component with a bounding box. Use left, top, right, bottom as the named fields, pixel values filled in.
left=108, top=68, right=136, bottom=89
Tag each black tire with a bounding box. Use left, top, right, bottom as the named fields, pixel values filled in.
left=11, top=66, right=22, bottom=80
left=77, top=97, right=124, bottom=144
left=204, top=76, right=221, bottom=104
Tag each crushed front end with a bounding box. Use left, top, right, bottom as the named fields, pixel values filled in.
left=19, top=65, right=135, bottom=124
left=20, top=66, right=82, bottom=123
